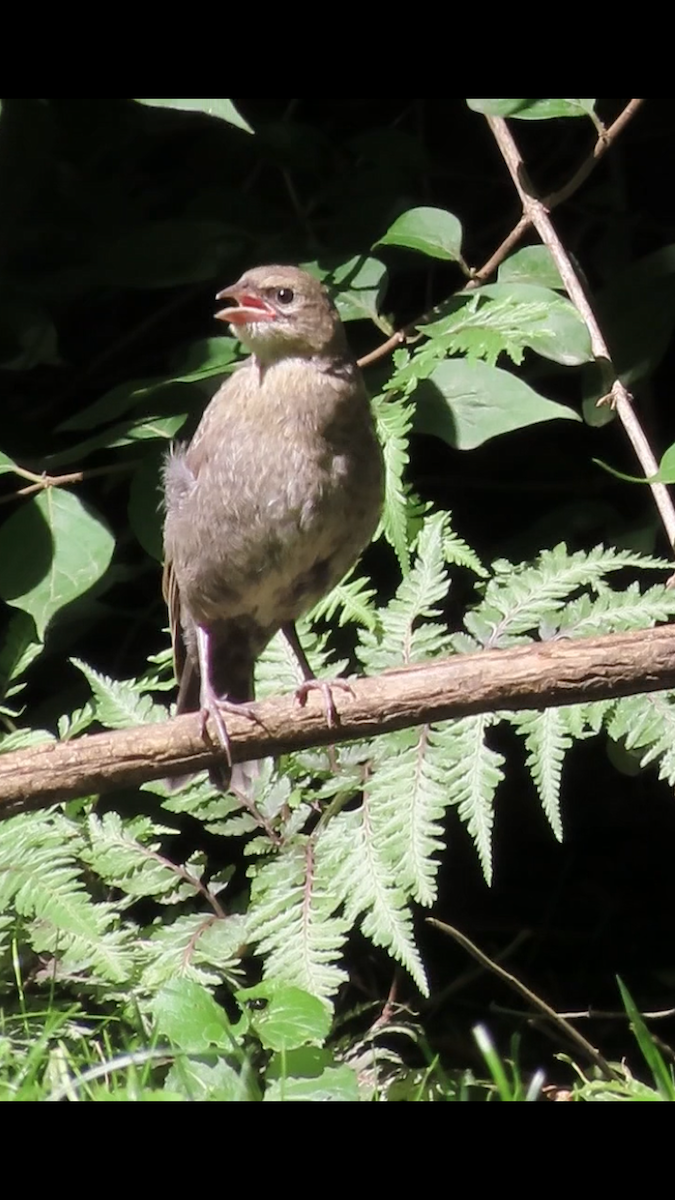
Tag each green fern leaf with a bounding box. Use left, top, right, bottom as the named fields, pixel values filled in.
left=509, top=708, right=572, bottom=841
left=73, top=658, right=166, bottom=727
left=246, top=839, right=349, bottom=1002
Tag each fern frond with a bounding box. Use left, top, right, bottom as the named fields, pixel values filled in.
left=372, top=390, right=425, bottom=571
left=358, top=511, right=453, bottom=673
left=85, top=812, right=198, bottom=906
left=254, top=625, right=346, bottom=700
left=72, top=658, right=166, bottom=727
left=608, top=691, right=675, bottom=785
left=0, top=811, right=137, bottom=986
left=319, top=804, right=428, bottom=996
left=363, top=725, right=451, bottom=907
left=470, top=544, right=672, bottom=646
left=438, top=715, right=505, bottom=884
left=140, top=911, right=245, bottom=993
left=246, top=839, right=349, bottom=1003
left=308, top=567, right=379, bottom=631
left=508, top=708, right=573, bottom=841
left=556, top=582, right=675, bottom=637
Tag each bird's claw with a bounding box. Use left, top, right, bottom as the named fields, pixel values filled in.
left=200, top=697, right=259, bottom=763
left=294, top=677, right=354, bottom=729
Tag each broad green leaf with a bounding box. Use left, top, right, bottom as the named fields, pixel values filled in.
left=0, top=450, right=19, bottom=475
left=376, top=206, right=463, bottom=262
left=316, top=256, right=389, bottom=325
left=264, top=1063, right=359, bottom=1102
left=468, top=99, right=595, bottom=120
left=151, top=979, right=241, bottom=1051
left=514, top=99, right=596, bottom=119
left=498, top=246, right=564, bottom=290
left=59, top=380, right=203, bottom=434
left=94, top=219, right=242, bottom=288
left=168, top=336, right=240, bottom=379
left=414, top=359, right=580, bottom=450
left=240, top=983, right=330, bottom=1051
left=0, top=489, right=115, bottom=638
left=135, top=98, right=253, bottom=133
left=47, top=413, right=187, bottom=468
left=466, top=99, right=534, bottom=116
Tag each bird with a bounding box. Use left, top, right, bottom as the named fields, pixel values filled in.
left=162, top=264, right=384, bottom=791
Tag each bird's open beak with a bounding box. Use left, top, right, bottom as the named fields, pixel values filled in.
left=215, top=284, right=277, bottom=326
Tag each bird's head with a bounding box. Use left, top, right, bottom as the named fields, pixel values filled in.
left=215, top=265, right=347, bottom=362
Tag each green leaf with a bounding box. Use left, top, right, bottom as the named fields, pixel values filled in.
left=58, top=380, right=198, bottom=434
left=168, top=336, right=240, bottom=380
left=94, top=220, right=243, bottom=288
left=0, top=610, right=42, bottom=690
left=468, top=98, right=595, bottom=120
left=47, top=413, right=187, bottom=470
left=134, top=98, right=253, bottom=133
left=466, top=99, right=535, bottom=116
left=320, top=256, right=389, bottom=325
left=497, top=246, right=565, bottom=290
left=376, top=206, right=463, bottom=262
left=240, top=983, right=331, bottom=1051
left=151, top=979, right=240, bottom=1051
left=511, top=99, right=596, bottom=120
left=617, top=978, right=675, bottom=1100
left=414, top=359, right=580, bottom=450
left=593, top=443, right=675, bottom=485
left=265, top=1063, right=359, bottom=1101
left=0, top=490, right=115, bottom=639
left=0, top=449, right=19, bottom=475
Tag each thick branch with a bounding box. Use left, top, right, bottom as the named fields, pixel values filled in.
left=2, top=626, right=675, bottom=816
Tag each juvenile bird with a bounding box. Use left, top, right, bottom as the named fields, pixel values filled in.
left=162, top=265, right=384, bottom=789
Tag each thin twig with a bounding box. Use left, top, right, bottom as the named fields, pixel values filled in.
left=428, top=917, right=617, bottom=1079
left=0, top=462, right=132, bottom=505
left=487, top=112, right=675, bottom=552
left=358, top=99, right=644, bottom=371
left=544, top=99, right=645, bottom=209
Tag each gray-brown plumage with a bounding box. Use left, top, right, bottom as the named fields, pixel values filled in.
left=162, top=265, right=384, bottom=790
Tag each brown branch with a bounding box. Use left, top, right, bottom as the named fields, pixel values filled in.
left=487, top=112, right=675, bottom=552
left=358, top=99, right=644, bottom=370
left=3, top=626, right=675, bottom=817
left=428, top=917, right=616, bottom=1079
left=544, top=99, right=644, bottom=210
left=0, top=463, right=132, bottom=505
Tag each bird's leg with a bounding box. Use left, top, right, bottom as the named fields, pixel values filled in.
left=196, top=625, right=232, bottom=762
left=283, top=623, right=354, bottom=730
left=196, top=625, right=260, bottom=761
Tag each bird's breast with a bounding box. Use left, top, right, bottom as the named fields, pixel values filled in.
left=163, top=357, right=383, bottom=630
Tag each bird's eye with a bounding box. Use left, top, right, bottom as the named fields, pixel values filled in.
left=276, top=287, right=294, bottom=305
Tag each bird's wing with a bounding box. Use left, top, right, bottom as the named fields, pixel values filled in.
left=162, top=554, right=187, bottom=689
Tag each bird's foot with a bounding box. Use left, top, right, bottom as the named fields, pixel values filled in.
left=294, top=677, right=354, bottom=729
left=200, top=697, right=258, bottom=761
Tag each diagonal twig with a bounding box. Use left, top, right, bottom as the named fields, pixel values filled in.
left=487, top=112, right=675, bottom=552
